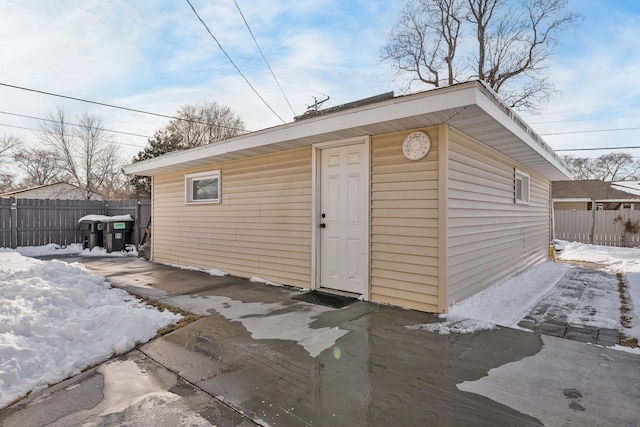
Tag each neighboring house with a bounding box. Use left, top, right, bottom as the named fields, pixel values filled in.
left=0, top=182, right=103, bottom=200
left=125, top=81, right=569, bottom=313
left=553, top=180, right=640, bottom=211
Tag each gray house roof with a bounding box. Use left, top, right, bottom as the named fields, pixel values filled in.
left=552, top=180, right=640, bottom=200
left=125, top=80, right=570, bottom=180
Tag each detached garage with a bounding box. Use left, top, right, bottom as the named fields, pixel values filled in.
left=125, top=81, right=569, bottom=313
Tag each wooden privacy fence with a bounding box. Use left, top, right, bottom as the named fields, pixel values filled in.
left=0, top=198, right=150, bottom=249
left=554, top=209, right=640, bottom=247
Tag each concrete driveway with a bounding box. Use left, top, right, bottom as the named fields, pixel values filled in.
left=1, top=257, right=639, bottom=426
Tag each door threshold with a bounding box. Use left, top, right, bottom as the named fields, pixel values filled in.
left=318, top=288, right=362, bottom=299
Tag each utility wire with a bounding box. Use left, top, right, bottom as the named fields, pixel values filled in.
left=555, top=146, right=640, bottom=152
left=233, top=0, right=296, bottom=117
left=0, top=122, right=146, bottom=148
left=0, top=110, right=152, bottom=139
left=0, top=82, right=249, bottom=133
left=541, top=127, right=640, bottom=136
left=185, top=0, right=286, bottom=124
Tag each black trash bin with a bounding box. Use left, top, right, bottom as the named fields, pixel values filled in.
left=79, top=220, right=104, bottom=250
left=102, top=220, right=134, bottom=253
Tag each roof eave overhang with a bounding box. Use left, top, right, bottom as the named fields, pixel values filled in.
left=125, top=81, right=570, bottom=181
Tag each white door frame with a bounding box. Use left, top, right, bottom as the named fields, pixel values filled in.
left=311, top=136, right=370, bottom=299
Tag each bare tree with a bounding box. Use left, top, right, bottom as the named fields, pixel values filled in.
left=129, top=101, right=245, bottom=198
left=13, top=148, right=67, bottom=187
left=165, top=100, right=246, bottom=149
left=381, top=0, right=465, bottom=88
left=563, top=153, right=640, bottom=182
left=0, top=135, right=22, bottom=160
left=382, top=0, right=579, bottom=111
left=39, top=107, right=126, bottom=199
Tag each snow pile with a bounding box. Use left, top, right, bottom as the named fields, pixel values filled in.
left=446, top=262, right=570, bottom=329
left=417, top=261, right=569, bottom=335
left=0, top=252, right=181, bottom=408
left=415, top=242, right=640, bottom=346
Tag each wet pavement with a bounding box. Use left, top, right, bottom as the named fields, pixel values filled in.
left=1, top=257, right=639, bottom=426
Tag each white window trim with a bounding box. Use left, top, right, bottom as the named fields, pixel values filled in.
left=185, top=170, right=220, bottom=204
left=515, top=169, right=530, bottom=205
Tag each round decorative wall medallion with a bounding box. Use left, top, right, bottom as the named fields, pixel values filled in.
left=402, top=131, right=431, bottom=161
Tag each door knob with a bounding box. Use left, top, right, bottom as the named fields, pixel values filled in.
left=319, top=223, right=326, bottom=228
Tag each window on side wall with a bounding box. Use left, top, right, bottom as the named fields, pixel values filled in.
left=515, top=170, right=530, bottom=204
left=185, top=170, right=220, bottom=204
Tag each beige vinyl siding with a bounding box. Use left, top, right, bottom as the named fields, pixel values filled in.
left=370, top=128, right=440, bottom=312
left=446, top=128, right=550, bottom=305
left=152, top=147, right=312, bottom=287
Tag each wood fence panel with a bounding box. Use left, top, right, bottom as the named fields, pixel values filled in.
left=0, top=198, right=150, bottom=249
left=554, top=209, right=640, bottom=247
left=0, top=199, right=12, bottom=248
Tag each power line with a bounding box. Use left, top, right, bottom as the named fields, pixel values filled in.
left=233, top=0, right=296, bottom=117
left=529, top=113, right=640, bottom=125
left=0, top=82, right=249, bottom=133
left=0, top=122, right=146, bottom=149
left=541, top=127, right=640, bottom=136
left=555, top=145, right=640, bottom=152
left=185, top=0, right=286, bottom=124
left=0, top=110, right=152, bottom=139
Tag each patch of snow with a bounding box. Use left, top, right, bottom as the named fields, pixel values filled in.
left=559, top=242, right=640, bottom=345
left=206, top=268, right=227, bottom=277
left=457, top=335, right=640, bottom=427
left=164, top=294, right=348, bottom=358
left=0, top=253, right=181, bottom=409
left=250, top=276, right=283, bottom=287
left=559, top=241, right=640, bottom=273
left=608, top=344, right=640, bottom=355
left=443, top=261, right=570, bottom=329
left=0, top=243, right=138, bottom=258
left=407, top=315, right=497, bottom=335
left=49, top=359, right=212, bottom=426
left=159, top=262, right=227, bottom=277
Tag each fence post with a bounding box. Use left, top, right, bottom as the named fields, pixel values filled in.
left=590, top=202, right=596, bottom=245
left=10, top=197, right=17, bottom=249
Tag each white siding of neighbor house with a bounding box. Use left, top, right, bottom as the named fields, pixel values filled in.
left=151, top=147, right=312, bottom=288
left=446, top=128, right=550, bottom=305
left=370, top=128, right=441, bottom=313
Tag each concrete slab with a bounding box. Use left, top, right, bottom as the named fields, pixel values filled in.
left=564, top=326, right=598, bottom=343
left=4, top=257, right=639, bottom=426
left=0, top=350, right=256, bottom=427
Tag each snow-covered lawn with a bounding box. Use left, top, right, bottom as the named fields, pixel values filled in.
left=415, top=242, right=640, bottom=352
left=0, top=251, right=181, bottom=409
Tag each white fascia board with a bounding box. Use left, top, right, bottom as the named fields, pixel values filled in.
left=473, top=86, right=571, bottom=180
left=552, top=198, right=592, bottom=203
left=125, top=83, right=479, bottom=176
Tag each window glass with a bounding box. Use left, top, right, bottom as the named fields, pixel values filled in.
left=515, top=170, right=530, bottom=204
left=185, top=171, right=220, bottom=203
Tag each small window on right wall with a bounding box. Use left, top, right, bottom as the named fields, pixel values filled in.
left=515, top=169, right=530, bottom=204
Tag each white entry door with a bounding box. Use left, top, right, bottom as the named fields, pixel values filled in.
left=319, top=143, right=368, bottom=295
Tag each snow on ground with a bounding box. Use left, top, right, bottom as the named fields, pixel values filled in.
left=164, top=294, right=347, bottom=358
left=0, top=243, right=138, bottom=258
left=0, top=252, right=181, bottom=409
left=414, top=241, right=640, bottom=347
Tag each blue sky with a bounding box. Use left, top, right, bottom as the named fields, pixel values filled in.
left=1, top=0, right=639, bottom=164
